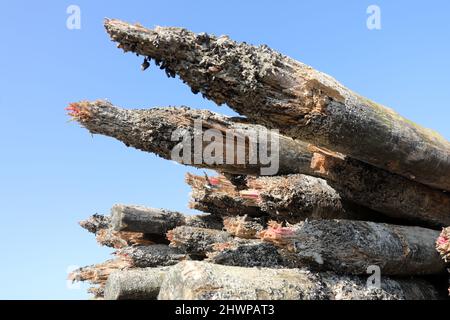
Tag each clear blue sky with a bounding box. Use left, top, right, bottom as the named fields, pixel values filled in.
left=0, top=0, right=449, bottom=299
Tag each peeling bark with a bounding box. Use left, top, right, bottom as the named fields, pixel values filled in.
left=158, top=261, right=441, bottom=300
left=104, top=19, right=450, bottom=192
left=259, top=220, right=445, bottom=275
left=104, top=267, right=169, bottom=300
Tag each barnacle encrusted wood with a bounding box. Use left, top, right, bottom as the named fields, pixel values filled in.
left=259, top=219, right=446, bottom=275
left=103, top=18, right=450, bottom=192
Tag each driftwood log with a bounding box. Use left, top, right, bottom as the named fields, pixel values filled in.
left=158, top=261, right=441, bottom=300
left=259, top=220, right=445, bottom=275
left=104, top=18, right=450, bottom=192
left=69, top=100, right=450, bottom=227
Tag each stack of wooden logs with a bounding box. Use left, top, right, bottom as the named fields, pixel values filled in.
left=69, top=19, right=450, bottom=300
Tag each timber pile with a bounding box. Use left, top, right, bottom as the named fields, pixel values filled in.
left=68, top=19, right=450, bottom=300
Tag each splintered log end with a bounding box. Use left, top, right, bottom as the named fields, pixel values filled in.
left=68, top=258, right=131, bottom=299
left=66, top=101, right=93, bottom=122
left=259, top=222, right=297, bottom=247
left=95, top=229, right=153, bottom=249
left=185, top=173, right=265, bottom=217
left=223, top=216, right=265, bottom=239
left=436, top=227, right=450, bottom=263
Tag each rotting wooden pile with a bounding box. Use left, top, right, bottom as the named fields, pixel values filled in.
left=68, top=19, right=450, bottom=300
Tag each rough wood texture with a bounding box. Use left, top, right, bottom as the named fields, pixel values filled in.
left=167, top=226, right=232, bottom=256
left=79, top=214, right=153, bottom=248
left=104, top=18, right=450, bottom=192
left=104, top=267, right=168, bottom=300
left=222, top=215, right=265, bottom=239
left=69, top=100, right=450, bottom=227
left=187, top=173, right=382, bottom=223
left=259, top=220, right=445, bottom=275
left=158, top=261, right=440, bottom=300
left=206, top=239, right=300, bottom=268
left=116, top=244, right=187, bottom=268
left=111, top=204, right=186, bottom=234
left=68, top=100, right=304, bottom=176
left=68, top=259, right=130, bottom=298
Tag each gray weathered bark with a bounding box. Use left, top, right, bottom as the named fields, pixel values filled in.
left=111, top=204, right=223, bottom=233
left=104, top=267, right=168, bottom=300
left=206, top=239, right=300, bottom=268
left=158, top=261, right=441, bottom=300
left=116, top=244, right=187, bottom=268
left=111, top=204, right=186, bottom=234
left=259, top=219, right=446, bottom=275
left=70, top=100, right=450, bottom=227
left=103, top=19, right=450, bottom=192
left=167, top=226, right=232, bottom=256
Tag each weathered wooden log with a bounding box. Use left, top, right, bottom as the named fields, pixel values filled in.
left=187, top=173, right=382, bottom=223
left=259, top=220, right=446, bottom=275
left=111, top=204, right=223, bottom=233
left=68, top=100, right=301, bottom=176
left=167, top=226, right=232, bottom=256
left=69, top=101, right=450, bottom=227
left=111, top=205, right=185, bottom=233
left=79, top=214, right=153, bottom=248
left=104, top=267, right=168, bottom=300
left=158, top=261, right=441, bottom=300
left=116, top=244, right=187, bottom=268
left=104, top=19, right=450, bottom=192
